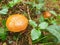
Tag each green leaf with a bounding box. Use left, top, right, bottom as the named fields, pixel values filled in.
left=36, top=10, right=41, bottom=15
left=36, top=3, right=44, bottom=10
left=35, top=0, right=44, bottom=3
left=26, top=0, right=44, bottom=10
left=39, top=22, right=48, bottom=29
left=51, top=19, right=57, bottom=25
left=25, top=1, right=33, bottom=5
left=2, top=19, right=6, bottom=27
left=0, top=0, right=2, bottom=2
left=8, top=0, right=22, bottom=7
left=0, top=7, right=8, bottom=14
left=49, top=10, right=57, bottom=16
left=39, top=15, right=44, bottom=22
left=56, top=15, right=60, bottom=24
left=8, top=1, right=14, bottom=7
left=13, top=0, right=20, bottom=3
left=46, top=25, right=60, bottom=43
left=0, top=27, right=7, bottom=41
left=31, top=28, right=41, bottom=40
left=29, top=20, right=37, bottom=28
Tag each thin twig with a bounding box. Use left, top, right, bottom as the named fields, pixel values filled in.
left=27, top=5, right=31, bottom=20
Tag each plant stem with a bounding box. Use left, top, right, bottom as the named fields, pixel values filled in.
left=16, top=33, right=21, bottom=45
left=33, top=34, right=51, bottom=43
left=27, top=6, right=31, bottom=20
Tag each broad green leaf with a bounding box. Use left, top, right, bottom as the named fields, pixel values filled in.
left=0, top=7, right=8, bottom=14
left=0, top=27, right=7, bottom=41
left=49, top=10, right=57, bottom=16
left=29, top=20, right=37, bottom=28
left=46, top=25, right=60, bottom=43
left=39, top=22, right=48, bottom=29
left=31, top=28, right=41, bottom=40
left=2, top=19, right=8, bottom=31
